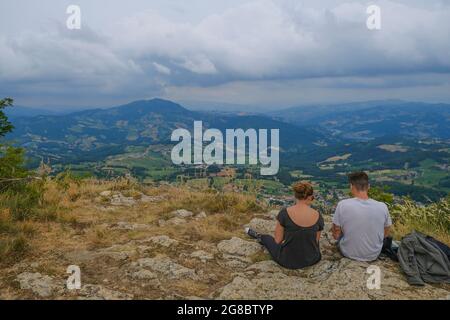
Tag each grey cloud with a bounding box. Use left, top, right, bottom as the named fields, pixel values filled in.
left=109, top=0, right=450, bottom=83
left=1, top=0, right=450, bottom=107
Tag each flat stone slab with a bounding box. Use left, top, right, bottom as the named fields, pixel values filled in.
left=245, top=218, right=276, bottom=234
left=145, top=235, right=179, bottom=248
left=132, top=256, right=198, bottom=280
left=217, top=237, right=261, bottom=257
left=190, top=250, right=214, bottom=263
left=172, top=209, right=194, bottom=218
left=16, top=272, right=62, bottom=298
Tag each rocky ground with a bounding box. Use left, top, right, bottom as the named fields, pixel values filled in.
left=1, top=188, right=449, bottom=300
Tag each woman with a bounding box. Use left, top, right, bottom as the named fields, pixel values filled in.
left=245, top=181, right=324, bottom=269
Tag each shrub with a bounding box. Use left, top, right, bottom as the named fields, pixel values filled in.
left=0, top=234, right=29, bottom=261
left=1, top=180, right=45, bottom=220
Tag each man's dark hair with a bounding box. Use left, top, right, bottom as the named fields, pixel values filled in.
left=348, top=171, right=369, bottom=191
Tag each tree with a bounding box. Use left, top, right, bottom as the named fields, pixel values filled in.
left=0, top=98, right=29, bottom=191
left=0, top=98, right=14, bottom=138
left=0, top=98, right=44, bottom=220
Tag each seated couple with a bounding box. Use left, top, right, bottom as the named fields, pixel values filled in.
left=245, top=172, right=392, bottom=269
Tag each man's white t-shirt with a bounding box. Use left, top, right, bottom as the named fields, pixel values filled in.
left=332, top=198, right=392, bottom=262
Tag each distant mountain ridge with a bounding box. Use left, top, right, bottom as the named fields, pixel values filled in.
left=7, top=98, right=321, bottom=165
left=5, top=106, right=61, bottom=118
left=5, top=98, right=450, bottom=202
left=272, top=101, right=450, bottom=140
left=5, top=105, right=88, bottom=118
left=7, top=99, right=450, bottom=166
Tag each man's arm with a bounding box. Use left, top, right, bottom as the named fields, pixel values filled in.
left=384, top=226, right=390, bottom=238
left=384, top=205, right=392, bottom=238
left=332, top=224, right=342, bottom=240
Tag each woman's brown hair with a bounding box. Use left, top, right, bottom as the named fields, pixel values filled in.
left=292, top=181, right=314, bottom=200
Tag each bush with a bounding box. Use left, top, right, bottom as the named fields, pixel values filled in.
left=0, top=145, right=30, bottom=187
left=0, top=209, right=32, bottom=262
left=1, top=181, right=45, bottom=220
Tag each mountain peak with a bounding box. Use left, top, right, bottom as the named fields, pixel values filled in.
left=127, top=98, right=183, bottom=108
left=116, top=98, right=190, bottom=114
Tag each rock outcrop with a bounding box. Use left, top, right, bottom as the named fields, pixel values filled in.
left=131, top=256, right=198, bottom=280
left=7, top=208, right=450, bottom=300
left=16, top=272, right=63, bottom=298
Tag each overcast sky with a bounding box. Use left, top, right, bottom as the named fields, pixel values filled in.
left=1, top=0, right=450, bottom=109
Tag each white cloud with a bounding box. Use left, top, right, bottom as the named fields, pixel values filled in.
left=178, top=55, right=217, bottom=75
left=153, top=62, right=171, bottom=75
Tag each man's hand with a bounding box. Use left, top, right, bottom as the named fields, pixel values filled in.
left=332, top=224, right=342, bottom=240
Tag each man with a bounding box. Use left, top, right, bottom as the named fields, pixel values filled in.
left=332, top=172, right=392, bottom=262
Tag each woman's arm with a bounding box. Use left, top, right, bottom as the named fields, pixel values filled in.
left=274, top=221, right=284, bottom=244
left=316, top=231, right=322, bottom=243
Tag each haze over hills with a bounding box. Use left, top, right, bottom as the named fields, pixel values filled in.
left=5, top=105, right=89, bottom=118
left=4, top=98, right=450, bottom=201
left=271, top=101, right=450, bottom=140
left=5, top=106, right=62, bottom=118
left=10, top=98, right=450, bottom=137
left=180, top=100, right=274, bottom=113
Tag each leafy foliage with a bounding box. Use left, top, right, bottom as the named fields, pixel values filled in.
left=0, top=98, right=46, bottom=262
left=0, top=98, right=14, bottom=138
left=369, top=186, right=394, bottom=205
left=0, top=98, right=32, bottom=193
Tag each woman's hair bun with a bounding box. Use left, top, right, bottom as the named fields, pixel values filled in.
left=292, top=181, right=314, bottom=200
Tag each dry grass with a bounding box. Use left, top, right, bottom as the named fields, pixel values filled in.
left=391, top=197, right=450, bottom=245
left=171, top=279, right=212, bottom=298
left=0, top=176, right=265, bottom=268
left=0, top=208, right=36, bottom=262
left=153, top=186, right=263, bottom=215
left=250, top=251, right=271, bottom=263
